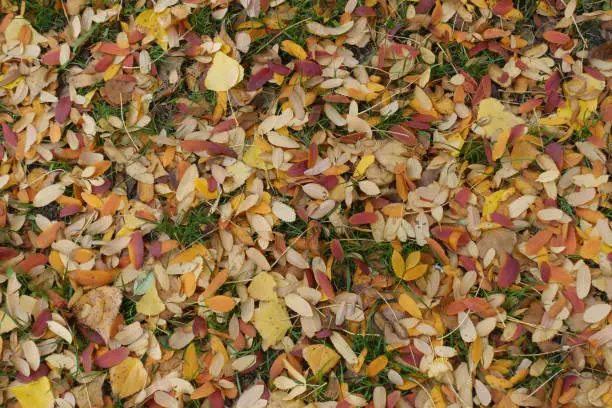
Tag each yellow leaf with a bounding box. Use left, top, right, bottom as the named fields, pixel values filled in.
left=398, top=294, right=422, bottom=318
left=303, top=344, right=340, bottom=377
left=110, top=357, right=148, bottom=398
left=430, top=384, right=447, bottom=408
left=281, top=40, right=307, bottom=59
left=405, top=251, right=421, bottom=269
left=195, top=178, right=219, bottom=200
left=476, top=98, right=523, bottom=139
left=0, top=310, right=17, bottom=334
left=0, top=74, right=23, bottom=90
left=183, top=343, right=199, bottom=380
left=253, top=299, right=291, bottom=348
left=485, top=374, right=513, bottom=389
left=248, top=272, right=277, bottom=301
left=205, top=52, right=244, bottom=92
left=135, top=9, right=169, bottom=49
left=471, top=336, right=482, bottom=366
left=403, top=264, right=428, bottom=281
left=103, top=63, right=121, bottom=81
left=5, top=17, right=46, bottom=44
left=242, top=138, right=274, bottom=170
left=391, top=250, right=405, bottom=280
left=9, top=376, right=54, bottom=408
left=136, top=283, right=165, bottom=316
left=482, top=188, right=515, bottom=219
left=354, top=154, right=375, bottom=179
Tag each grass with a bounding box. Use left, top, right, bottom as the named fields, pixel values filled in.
left=154, top=203, right=218, bottom=248
left=431, top=43, right=505, bottom=82
left=458, top=137, right=488, bottom=165
left=558, top=196, right=576, bottom=219
left=188, top=5, right=217, bottom=37
left=23, top=0, right=68, bottom=33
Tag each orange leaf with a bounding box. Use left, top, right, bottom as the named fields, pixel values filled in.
left=366, top=355, right=388, bottom=377
left=182, top=272, right=197, bottom=297
left=205, top=295, right=236, bottom=313
left=492, top=129, right=510, bottom=161
left=525, top=229, right=553, bottom=255
left=36, top=222, right=64, bottom=249
left=202, top=269, right=229, bottom=299
left=69, top=269, right=118, bottom=287
left=543, top=30, right=570, bottom=45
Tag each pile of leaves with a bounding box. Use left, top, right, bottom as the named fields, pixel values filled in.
left=0, top=0, right=611, bottom=407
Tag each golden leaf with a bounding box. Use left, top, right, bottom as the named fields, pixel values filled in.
left=303, top=344, right=340, bottom=377
left=253, top=299, right=291, bottom=348
left=183, top=343, right=199, bottom=380
left=136, top=283, right=165, bottom=316
left=354, top=154, right=375, bottom=179
left=398, top=294, right=422, bottom=318
left=109, top=357, right=148, bottom=398
left=135, top=9, right=169, bottom=49
left=9, top=377, right=54, bottom=408
left=475, top=98, right=524, bottom=139
left=205, top=52, right=244, bottom=92
left=391, top=250, right=405, bottom=280
left=281, top=40, right=307, bottom=60
left=248, top=272, right=277, bottom=301
left=402, top=264, right=428, bottom=281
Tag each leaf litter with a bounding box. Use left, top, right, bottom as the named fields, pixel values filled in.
left=0, top=0, right=611, bottom=407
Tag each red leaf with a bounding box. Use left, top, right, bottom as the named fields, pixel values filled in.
left=498, top=254, right=519, bottom=288
left=388, top=125, right=417, bottom=145
left=94, top=347, right=129, bottom=368
left=464, top=297, right=489, bottom=312
left=247, top=68, right=273, bottom=91
left=454, top=188, right=470, bottom=207
left=543, top=30, right=571, bottom=45
left=99, top=42, right=131, bottom=56
left=540, top=262, right=551, bottom=283
left=2, top=124, right=17, bottom=147
left=490, top=212, right=513, bottom=228
left=315, top=270, right=335, bottom=300
left=354, top=6, right=377, bottom=16
left=15, top=365, right=49, bottom=383
left=0, top=246, right=18, bottom=260
left=181, top=140, right=237, bottom=157
left=55, top=96, right=71, bottom=124
left=41, top=48, right=61, bottom=65
left=349, top=212, right=379, bottom=225
left=59, top=204, right=83, bottom=217
left=518, top=98, right=543, bottom=114
left=294, top=60, right=322, bottom=76
left=209, top=390, right=224, bottom=408
left=330, top=239, right=344, bottom=262
left=563, top=286, right=584, bottom=313
left=446, top=300, right=467, bottom=315
left=415, top=0, right=434, bottom=13
left=31, top=309, right=52, bottom=338
left=82, top=343, right=94, bottom=373
left=267, top=61, right=292, bottom=75
left=492, top=0, right=514, bottom=15
left=17, top=253, right=48, bottom=272
left=387, top=391, right=401, bottom=408
left=193, top=316, right=209, bottom=337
